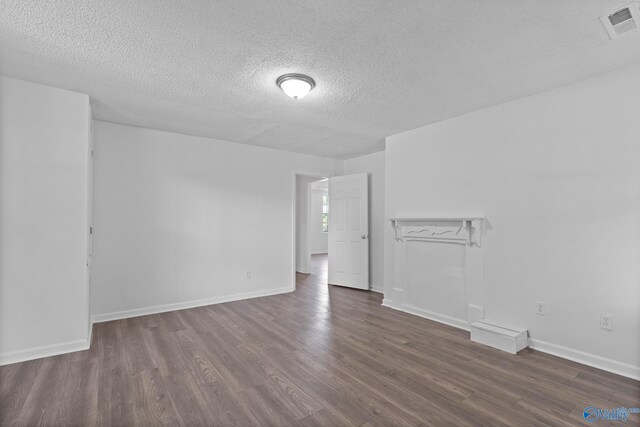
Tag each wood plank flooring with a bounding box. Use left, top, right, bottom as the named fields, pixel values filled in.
left=1, top=254, right=639, bottom=426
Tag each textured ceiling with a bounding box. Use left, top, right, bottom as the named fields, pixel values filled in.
left=2, top=1, right=640, bottom=159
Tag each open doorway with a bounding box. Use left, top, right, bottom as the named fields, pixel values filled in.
left=293, top=172, right=370, bottom=291
left=295, top=175, right=329, bottom=287
left=310, top=179, right=329, bottom=257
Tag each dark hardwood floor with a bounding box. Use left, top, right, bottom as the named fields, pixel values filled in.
left=1, top=254, right=639, bottom=426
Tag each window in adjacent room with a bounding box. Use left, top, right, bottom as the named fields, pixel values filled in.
left=322, top=194, right=329, bottom=233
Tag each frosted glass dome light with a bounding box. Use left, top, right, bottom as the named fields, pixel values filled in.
left=276, top=74, right=315, bottom=100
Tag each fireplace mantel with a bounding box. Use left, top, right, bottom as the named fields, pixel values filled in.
left=389, top=216, right=485, bottom=247
left=385, top=215, right=488, bottom=329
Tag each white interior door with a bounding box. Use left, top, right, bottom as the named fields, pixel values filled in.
left=328, top=173, right=369, bottom=289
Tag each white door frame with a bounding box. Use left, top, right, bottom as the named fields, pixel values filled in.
left=291, top=170, right=333, bottom=291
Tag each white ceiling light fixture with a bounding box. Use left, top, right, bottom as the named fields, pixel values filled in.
left=276, top=73, right=315, bottom=100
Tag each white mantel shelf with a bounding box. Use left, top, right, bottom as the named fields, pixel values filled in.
left=389, top=216, right=486, bottom=247
left=389, top=216, right=485, bottom=222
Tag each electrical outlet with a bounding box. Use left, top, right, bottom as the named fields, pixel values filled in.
left=535, top=302, right=546, bottom=316
left=245, top=271, right=251, bottom=279
left=600, top=314, right=613, bottom=330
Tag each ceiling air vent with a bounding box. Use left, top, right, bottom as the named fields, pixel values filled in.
left=600, top=2, right=640, bottom=39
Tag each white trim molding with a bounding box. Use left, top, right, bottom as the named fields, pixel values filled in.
left=390, top=216, right=486, bottom=247
left=2, top=286, right=293, bottom=366
left=370, top=284, right=384, bottom=294
left=0, top=338, right=90, bottom=366
left=382, top=299, right=470, bottom=331
left=383, top=297, right=639, bottom=380
left=529, top=338, right=640, bottom=381
left=92, top=286, right=293, bottom=323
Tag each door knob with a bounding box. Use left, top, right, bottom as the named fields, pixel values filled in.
left=361, top=234, right=367, bottom=239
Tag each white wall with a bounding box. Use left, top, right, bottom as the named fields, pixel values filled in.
left=385, top=63, right=640, bottom=379
left=295, top=175, right=313, bottom=274
left=91, top=121, right=341, bottom=320
left=344, top=151, right=385, bottom=292
left=0, top=76, right=91, bottom=364
left=310, top=187, right=328, bottom=254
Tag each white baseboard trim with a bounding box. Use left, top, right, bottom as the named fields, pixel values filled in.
left=1, top=286, right=293, bottom=366
left=381, top=300, right=639, bottom=380
left=5, top=289, right=637, bottom=382
left=370, top=285, right=384, bottom=294
left=381, top=300, right=469, bottom=331
left=529, top=338, right=640, bottom=381
left=0, top=338, right=90, bottom=366
left=91, top=286, right=293, bottom=324
left=87, top=320, right=93, bottom=346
